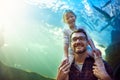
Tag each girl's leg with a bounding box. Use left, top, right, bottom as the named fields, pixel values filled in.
left=68, top=48, right=74, bottom=66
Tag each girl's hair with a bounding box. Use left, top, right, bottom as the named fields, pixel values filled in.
left=63, top=10, right=76, bottom=23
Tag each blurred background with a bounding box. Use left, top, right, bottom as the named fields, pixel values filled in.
left=0, top=0, right=120, bottom=79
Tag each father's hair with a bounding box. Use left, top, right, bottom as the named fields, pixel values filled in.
left=70, top=28, right=88, bottom=42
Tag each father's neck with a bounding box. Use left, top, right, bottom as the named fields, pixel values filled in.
left=74, top=51, right=88, bottom=64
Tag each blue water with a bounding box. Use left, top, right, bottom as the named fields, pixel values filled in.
left=0, top=0, right=119, bottom=79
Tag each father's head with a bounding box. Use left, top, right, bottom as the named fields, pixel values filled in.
left=70, top=28, right=89, bottom=54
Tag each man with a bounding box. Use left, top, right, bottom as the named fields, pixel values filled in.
left=57, top=29, right=113, bottom=80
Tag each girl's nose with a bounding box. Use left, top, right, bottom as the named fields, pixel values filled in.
left=69, top=17, right=73, bottom=21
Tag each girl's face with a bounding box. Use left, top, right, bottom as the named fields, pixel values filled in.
left=64, top=12, right=76, bottom=27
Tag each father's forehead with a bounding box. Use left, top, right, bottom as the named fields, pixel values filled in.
left=71, top=32, right=85, bottom=38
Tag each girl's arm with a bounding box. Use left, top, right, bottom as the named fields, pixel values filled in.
left=88, top=38, right=96, bottom=49
left=63, top=29, right=69, bottom=59
left=88, top=38, right=102, bottom=57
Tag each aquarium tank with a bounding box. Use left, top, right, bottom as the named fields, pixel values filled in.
left=0, top=0, right=120, bottom=80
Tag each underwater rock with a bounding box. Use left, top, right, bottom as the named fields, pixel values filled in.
left=0, top=61, right=54, bottom=80
left=111, top=30, right=120, bottom=44
left=105, top=42, right=120, bottom=68
left=105, top=42, right=120, bottom=80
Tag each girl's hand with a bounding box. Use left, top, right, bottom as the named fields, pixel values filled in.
left=57, top=59, right=70, bottom=80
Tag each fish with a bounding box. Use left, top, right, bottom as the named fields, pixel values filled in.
left=101, top=0, right=111, bottom=9
left=92, top=4, right=112, bottom=20
left=100, top=14, right=119, bottom=32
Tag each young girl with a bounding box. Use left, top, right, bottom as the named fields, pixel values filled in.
left=62, top=10, right=100, bottom=64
